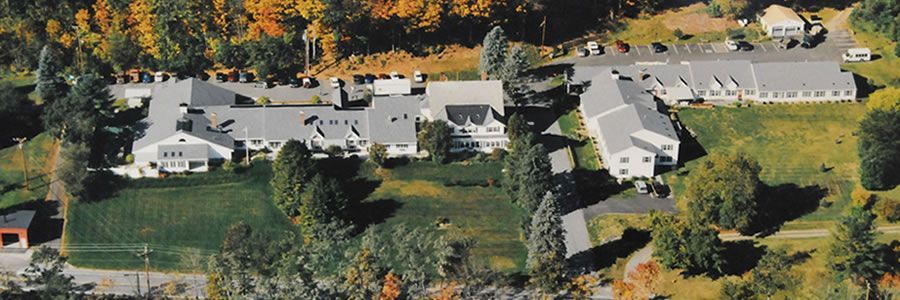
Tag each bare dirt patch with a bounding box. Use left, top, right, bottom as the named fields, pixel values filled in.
left=314, top=45, right=480, bottom=79
left=661, top=3, right=738, bottom=34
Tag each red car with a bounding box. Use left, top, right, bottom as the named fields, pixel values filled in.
left=615, top=40, right=629, bottom=53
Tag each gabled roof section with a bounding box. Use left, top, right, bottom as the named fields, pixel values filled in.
left=445, top=105, right=492, bottom=126
left=761, top=4, right=804, bottom=25
left=580, top=75, right=656, bottom=120
left=426, top=81, right=504, bottom=119
left=752, top=61, right=856, bottom=92
left=596, top=105, right=677, bottom=155
left=688, top=60, right=756, bottom=91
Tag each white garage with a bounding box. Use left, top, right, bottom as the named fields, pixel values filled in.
left=759, top=4, right=806, bottom=38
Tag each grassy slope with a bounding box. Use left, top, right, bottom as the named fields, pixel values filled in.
left=66, top=164, right=297, bottom=271
left=669, top=104, right=900, bottom=228
left=558, top=110, right=601, bottom=171
left=842, top=26, right=900, bottom=88
left=0, top=133, right=53, bottom=209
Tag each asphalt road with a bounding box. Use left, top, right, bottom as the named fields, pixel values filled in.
left=561, top=29, right=856, bottom=66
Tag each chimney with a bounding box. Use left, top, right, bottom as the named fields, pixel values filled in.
left=210, top=112, right=218, bottom=128
left=179, top=103, right=189, bottom=114
left=610, top=70, right=620, bottom=80
left=299, top=111, right=306, bottom=125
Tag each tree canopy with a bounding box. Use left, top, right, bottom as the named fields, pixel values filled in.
left=479, top=26, right=508, bottom=79
left=526, top=193, right=567, bottom=292
left=827, top=205, right=888, bottom=294
left=43, top=73, right=112, bottom=145
left=685, top=152, right=762, bottom=233
left=651, top=213, right=723, bottom=276
left=417, top=120, right=451, bottom=163
left=271, top=139, right=316, bottom=217
left=35, top=44, right=68, bottom=104
left=857, top=109, right=900, bottom=190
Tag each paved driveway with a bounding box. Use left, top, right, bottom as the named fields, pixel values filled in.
left=563, top=30, right=855, bottom=66
left=583, top=194, right=677, bottom=220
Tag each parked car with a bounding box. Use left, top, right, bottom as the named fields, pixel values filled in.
left=576, top=47, right=589, bottom=57
left=254, top=79, right=273, bottom=89
left=587, top=41, right=602, bottom=55
left=141, top=72, right=154, bottom=83
left=239, top=72, right=255, bottom=83
left=777, top=38, right=795, bottom=49
left=390, top=71, right=400, bottom=79
left=289, top=77, right=301, bottom=88
left=843, top=48, right=872, bottom=62
left=737, top=41, right=754, bottom=51
left=725, top=40, right=739, bottom=51
left=128, top=69, right=142, bottom=83
left=800, top=33, right=818, bottom=49
left=353, top=74, right=365, bottom=85
left=302, top=77, right=316, bottom=88
left=330, top=77, right=341, bottom=88
left=414, top=70, right=424, bottom=83
left=651, top=42, right=667, bottom=53
left=614, top=40, right=629, bottom=53
left=377, top=73, right=390, bottom=80
left=227, top=70, right=239, bottom=82
left=364, top=74, right=376, bottom=84
left=634, top=180, right=649, bottom=194
left=154, top=72, right=169, bottom=82
left=215, top=72, right=227, bottom=82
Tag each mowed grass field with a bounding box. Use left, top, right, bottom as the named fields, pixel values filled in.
left=0, top=133, right=54, bottom=209
left=670, top=104, right=900, bottom=228
left=66, top=160, right=528, bottom=273
left=369, top=161, right=528, bottom=272
left=65, top=164, right=297, bottom=271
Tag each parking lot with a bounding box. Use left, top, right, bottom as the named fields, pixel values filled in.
left=566, top=29, right=857, bottom=66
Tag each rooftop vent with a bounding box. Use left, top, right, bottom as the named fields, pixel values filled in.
left=176, top=115, right=193, bottom=132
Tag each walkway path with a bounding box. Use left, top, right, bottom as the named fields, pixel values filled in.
left=720, top=225, right=900, bottom=241
left=623, top=246, right=653, bottom=280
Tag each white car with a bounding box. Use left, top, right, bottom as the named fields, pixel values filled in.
left=330, top=77, right=340, bottom=88
left=413, top=70, right=424, bottom=83
left=587, top=41, right=602, bottom=55
left=843, top=48, right=871, bottom=62
left=390, top=71, right=400, bottom=79
left=634, top=180, right=649, bottom=194
left=725, top=40, right=739, bottom=51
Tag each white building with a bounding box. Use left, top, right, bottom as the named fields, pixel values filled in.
left=131, top=78, right=418, bottom=173
left=759, top=4, right=806, bottom=38
left=423, top=80, right=509, bottom=153
left=578, top=71, right=680, bottom=179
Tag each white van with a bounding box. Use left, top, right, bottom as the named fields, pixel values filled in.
left=843, top=48, right=871, bottom=62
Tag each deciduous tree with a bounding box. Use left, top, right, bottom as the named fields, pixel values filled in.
left=686, top=152, right=762, bottom=233
left=651, top=213, right=723, bottom=276
left=417, top=120, right=451, bottom=163
left=368, top=143, right=388, bottom=167
left=827, top=206, right=888, bottom=297
left=627, top=260, right=661, bottom=298
left=866, top=87, right=900, bottom=111
left=23, top=246, right=75, bottom=299
left=58, top=142, right=91, bottom=199
left=749, top=247, right=799, bottom=298
left=271, top=140, right=315, bottom=217
left=858, top=109, right=900, bottom=190
left=301, top=174, right=351, bottom=239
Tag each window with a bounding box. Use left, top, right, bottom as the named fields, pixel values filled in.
left=772, top=92, right=781, bottom=98
left=802, top=91, right=812, bottom=97
left=786, top=91, right=798, bottom=98
left=620, top=157, right=629, bottom=163
left=163, top=152, right=167, bottom=157
left=745, top=89, right=755, bottom=96
left=662, top=144, right=673, bottom=151
left=619, top=169, right=629, bottom=175
left=659, top=156, right=673, bottom=163
left=642, top=156, right=651, bottom=163
left=660, top=89, right=667, bottom=95
left=709, top=90, right=721, bottom=97
left=725, top=90, right=736, bottom=96
left=178, top=151, right=183, bottom=157
left=270, top=141, right=282, bottom=148
left=814, top=91, right=826, bottom=97
left=251, top=139, right=263, bottom=146
left=397, top=144, right=408, bottom=149
left=844, top=90, right=853, bottom=96
left=832, top=90, right=841, bottom=97
left=178, top=138, right=186, bottom=142
left=696, top=90, right=706, bottom=96
left=760, top=92, right=768, bottom=98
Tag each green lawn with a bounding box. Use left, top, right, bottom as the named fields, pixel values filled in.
left=841, top=25, right=900, bottom=88
left=558, top=109, right=601, bottom=171
left=1, top=72, right=40, bottom=103
left=370, top=160, right=528, bottom=272
left=670, top=104, right=900, bottom=228
left=0, top=133, right=54, bottom=209
left=65, top=164, right=297, bottom=271
left=66, top=160, right=528, bottom=273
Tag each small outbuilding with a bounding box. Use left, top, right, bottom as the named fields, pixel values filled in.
left=759, top=4, right=806, bottom=38
left=0, top=210, right=35, bottom=249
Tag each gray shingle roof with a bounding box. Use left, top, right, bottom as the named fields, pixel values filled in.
left=686, top=60, right=756, bottom=91
left=426, top=81, right=504, bottom=119
left=445, top=105, right=491, bottom=125
left=580, top=75, right=656, bottom=120
left=134, top=79, right=239, bottom=150
left=752, top=61, right=855, bottom=92
left=0, top=210, right=35, bottom=229
left=595, top=105, right=677, bottom=154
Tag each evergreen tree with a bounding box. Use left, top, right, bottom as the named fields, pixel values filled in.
left=35, top=44, right=68, bottom=105
left=58, top=142, right=91, bottom=199
left=503, top=131, right=537, bottom=202
left=526, top=193, right=567, bottom=293
left=301, top=174, right=351, bottom=239
left=501, top=45, right=531, bottom=104
left=271, top=140, right=315, bottom=217
left=417, top=120, right=451, bottom=163
left=514, top=143, right=553, bottom=213
left=479, top=26, right=508, bottom=79
left=505, top=113, right=531, bottom=145
left=827, top=206, right=888, bottom=296
left=749, top=247, right=799, bottom=298
left=686, top=152, right=762, bottom=233
left=23, top=246, right=75, bottom=299
left=858, top=109, right=900, bottom=190
left=43, top=74, right=113, bottom=145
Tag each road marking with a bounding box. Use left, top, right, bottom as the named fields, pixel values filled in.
left=672, top=44, right=679, bottom=54
left=706, top=43, right=715, bottom=54
left=609, top=47, right=616, bottom=56
left=635, top=45, right=641, bottom=55
left=686, top=44, right=693, bottom=54
left=771, top=42, right=780, bottom=52
left=759, top=43, right=767, bottom=52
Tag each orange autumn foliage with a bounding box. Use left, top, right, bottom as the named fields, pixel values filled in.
left=245, top=0, right=286, bottom=39
left=378, top=271, right=402, bottom=300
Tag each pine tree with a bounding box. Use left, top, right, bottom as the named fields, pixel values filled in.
left=505, top=113, right=531, bottom=145
left=514, top=143, right=553, bottom=213
left=271, top=140, right=315, bottom=217
left=827, top=206, right=888, bottom=296
left=501, top=45, right=531, bottom=104
left=526, top=193, right=567, bottom=293
left=479, top=26, right=508, bottom=79
left=301, top=174, right=350, bottom=240
left=58, top=142, right=92, bottom=199
left=43, top=74, right=113, bottom=145
left=35, top=44, right=68, bottom=105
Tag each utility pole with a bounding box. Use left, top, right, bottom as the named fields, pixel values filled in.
left=243, top=127, right=250, bottom=165
left=540, top=16, right=548, bottom=49
left=304, top=29, right=310, bottom=76
left=136, top=244, right=153, bottom=299
left=12, top=137, right=28, bottom=190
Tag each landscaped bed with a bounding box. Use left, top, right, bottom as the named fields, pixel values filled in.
left=669, top=103, right=900, bottom=229
left=66, top=159, right=528, bottom=273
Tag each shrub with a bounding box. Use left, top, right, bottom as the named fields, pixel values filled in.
left=124, top=153, right=134, bottom=164
left=876, top=197, right=900, bottom=222
left=310, top=95, right=321, bottom=104
left=256, top=96, right=271, bottom=105
left=673, top=28, right=685, bottom=40
left=851, top=187, right=876, bottom=208
left=490, top=148, right=507, bottom=161
left=324, top=145, right=344, bottom=158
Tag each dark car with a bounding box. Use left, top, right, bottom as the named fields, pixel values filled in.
left=215, top=72, right=227, bottom=82
left=364, top=74, right=376, bottom=84
left=352, top=74, right=365, bottom=85
left=737, top=41, right=754, bottom=51
left=239, top=72, right=255, bottom=83
left=800, top=34, right=818, bottom=49
left=651, top=42, right=666, bottom=53
left=289, top=77, right=301, bottom=88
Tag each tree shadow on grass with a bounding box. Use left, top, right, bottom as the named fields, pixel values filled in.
left=573, top=169, right=630, bottom=207
left=720, top=240, right=767, bottom=276
left=524, top=63, right=573, bottom=82
left=675, top=128, right=707, bottom=167
left=348, top=198, right=403, bottom=230
left=748, top=184, right=827, bottom=237
left=568, top=229, right=650, bottom=273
